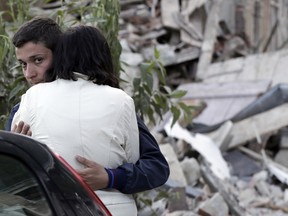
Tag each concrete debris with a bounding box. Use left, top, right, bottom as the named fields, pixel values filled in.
left=18, top=0, right=288, bottom=215
left=164, top=118, right=230, bottom=180
left=119, top=0, right=288, bottom=215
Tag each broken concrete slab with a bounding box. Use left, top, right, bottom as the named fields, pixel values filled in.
left=177, top=80, right=270, bottom=127
left=198, top=193, right=229, bottom=216
left=164, top=118, right=230, bottom=180
left=161, top=0, right=180, bottom=29
left=160, top=143, right=188, bottom=186
left=228, top=103, right=288, bottom=149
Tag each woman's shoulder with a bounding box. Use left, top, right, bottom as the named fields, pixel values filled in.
left=102, top=85, right=132, bottom=99
left=25, top=82, right=56, bottom=98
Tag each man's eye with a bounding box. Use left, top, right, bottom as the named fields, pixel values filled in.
left=35, top=58, right=43, bottom=64
left=19, top=62, right=27, bottom=69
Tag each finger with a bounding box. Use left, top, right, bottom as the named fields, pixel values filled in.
left=27, top=130, right=32, bottom=137
left=76, top=155, right=96, bottom=168
left=13, top=121, right=25, bottom=133
left=11, top=124, right=18, bottom=133
left=76, top=169, right=84, bottom=175
left=21, top=124, right=31, bottom=135
left=75, top=167, right=90, bottom=175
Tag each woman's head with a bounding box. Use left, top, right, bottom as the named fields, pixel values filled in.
left=49, top=25, right=119, bottom=88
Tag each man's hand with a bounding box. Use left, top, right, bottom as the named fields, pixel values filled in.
left=12, top=121, right=32, bottom=136
left=76, top=155, right=109, bottom=190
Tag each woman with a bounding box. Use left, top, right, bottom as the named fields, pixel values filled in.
left=12, top=25, right=139, bottom=215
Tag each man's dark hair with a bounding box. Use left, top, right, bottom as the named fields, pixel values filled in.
left=48, top=25, right=119, bottom=88
left=12, top=17, right=62, bottom=51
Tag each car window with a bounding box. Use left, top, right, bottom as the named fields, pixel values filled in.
left=0, top=154, right=52, bottom=216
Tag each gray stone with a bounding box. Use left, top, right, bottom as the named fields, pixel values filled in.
left=138, top=198, right=167, bottom=216
left=235, top=179, right=248, bottom=190
left=120, top=52, right=144, bottom=66
left=167, top=187, right=188, bottom=212
left=238, top=188, right=257, bottom=207
left=160, top=144, right=187, bottom=186
left=165, top=211, right=198, bottom=216
left=279, top=128, right=288, bottom=148
left=180, top=157, right=201, bottom=186
left=151, top=131, right=165, bottom=144
left=274, top=149, right=288, bottom=168
left=284, top=189, right=288, bottom=202
left=269, top=185, right=284, bottom=199
left=255, top=181, right=270, bottom=197
left=198, top=193, right=229, bottom=216
left=185, top=186, right=204, bottom=198
left=251, top=170, right=269, bottom=183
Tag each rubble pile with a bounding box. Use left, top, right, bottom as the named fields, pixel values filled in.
left=18, top=0, right=288, bottom=215
left=116, top=0, right=288, bottom=215
left=139, top=129, right=288, bottom=216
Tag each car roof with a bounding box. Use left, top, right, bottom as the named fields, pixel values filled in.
left=0, top=130, right=112, bottom=215
left=0, top=130, right=53, bottom=167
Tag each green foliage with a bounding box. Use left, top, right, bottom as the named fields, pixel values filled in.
left=89, top=0, right=122, bottom=76
left=0, top=0, right=31, bottom=129
left=135, top=187, right=169, bottom=215
left=133, top=47, right=195, bottom=127
left=55, top=0, right=122, bottom=75
left=0, top=0, right=194, bottom=130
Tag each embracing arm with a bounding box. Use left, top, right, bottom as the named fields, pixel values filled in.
left=77, top=116, right=170, bottom=194
left=116, top=116, right=170, bottom=193
left=5, top=103, right=32, bottom=136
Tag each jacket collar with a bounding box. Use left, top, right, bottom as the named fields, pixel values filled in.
left=73, top=72, right=89, bottom=80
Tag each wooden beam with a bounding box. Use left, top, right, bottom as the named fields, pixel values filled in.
left=197, top=0, right=223, bottom=80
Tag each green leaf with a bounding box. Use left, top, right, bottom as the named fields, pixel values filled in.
left=178, top=102, right=192, bottom=113
left=146, top=62, right=155, bottom=74
left=139, top=198, right=152, bottom=206
left=153, top=94, right=167, bottom=109
left=154, top=47, right=160, bottom=59
left=143, top=83, right=152, bottom=95
left=170, top=90, right=187, bottom=99
left=155, top=68, right=166, bottom=84
left=8, top=84, right=25, bottom=101
left=151, top=100, right=162, bottom=119
left=146, top=106, right=156, bottom=125
left=139, top=62, right=150, bottom=74
left=171, top=106, right=181, bottom=127
left=162, top=86, right=172, bottom=95
left=133, top=78, right=141, bottom=89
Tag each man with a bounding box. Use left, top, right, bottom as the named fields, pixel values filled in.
left=6, top=17, right=169, bottom=193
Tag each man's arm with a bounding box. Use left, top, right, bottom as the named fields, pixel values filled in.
left=117, top=116, right=170, bottom=193
left=77, top=116, right=170, bottom=194
left=5, top=103, right=32, bottom=136
left=5, top=103, right=20, bottom=131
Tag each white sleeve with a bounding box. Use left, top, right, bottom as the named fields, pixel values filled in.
left=123, top=96, right=140, bottom=164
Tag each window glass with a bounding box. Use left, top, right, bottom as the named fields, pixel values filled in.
left=0, top=154, right=52, bottom=216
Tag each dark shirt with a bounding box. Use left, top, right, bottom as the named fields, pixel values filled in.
left=5, top=103, right=20, bottom=131
left=5, top=104, right=170, bottom=194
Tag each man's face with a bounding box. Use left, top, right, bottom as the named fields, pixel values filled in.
left=15, top=42, right=53, bottom=85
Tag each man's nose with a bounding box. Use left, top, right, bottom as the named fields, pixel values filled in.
left=24, top=64, right=36, bottom=78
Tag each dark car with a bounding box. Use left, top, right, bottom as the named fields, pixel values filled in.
left=0, top=130, right=111, bottom=216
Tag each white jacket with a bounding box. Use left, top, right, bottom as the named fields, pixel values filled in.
left=12, top=74, right=139, bottom=215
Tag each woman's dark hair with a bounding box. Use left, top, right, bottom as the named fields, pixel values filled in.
left=46, top=25, right=119, bottom=88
